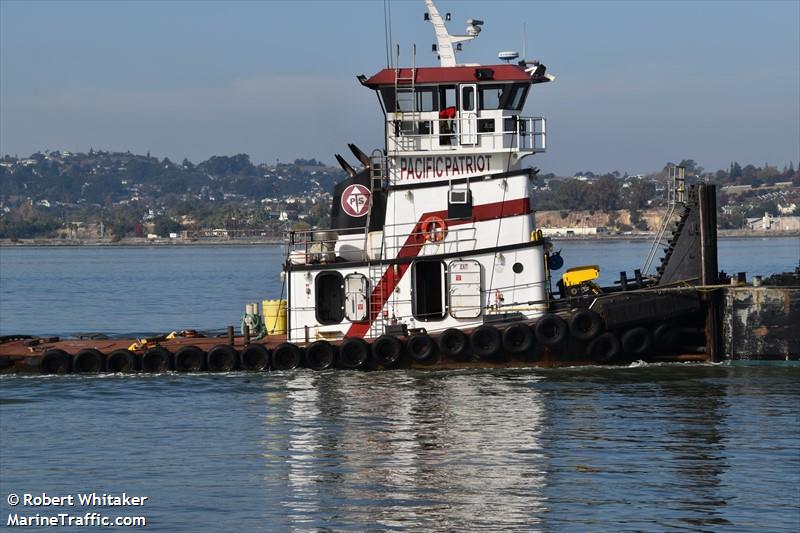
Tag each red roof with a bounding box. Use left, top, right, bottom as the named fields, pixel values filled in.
left=362, top=64, right=536, bottom=88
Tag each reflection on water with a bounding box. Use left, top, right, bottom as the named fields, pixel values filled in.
left=278, top=372, right=549, bottom=530
left=1, top=365, right=798, bottom=532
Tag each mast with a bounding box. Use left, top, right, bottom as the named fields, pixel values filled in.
left=424, top=0, right=482, bottom=67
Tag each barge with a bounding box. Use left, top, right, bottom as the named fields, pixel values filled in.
left=1, top=1, right=798, bottom=374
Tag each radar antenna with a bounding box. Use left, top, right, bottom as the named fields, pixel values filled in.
left=424, top=0, right=481, bottom=67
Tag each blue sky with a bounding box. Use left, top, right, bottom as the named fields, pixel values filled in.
left=1, top=0, right=798, bottom=175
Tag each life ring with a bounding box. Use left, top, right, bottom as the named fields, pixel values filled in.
left=207, top=344, right=238, bottom=372
left=239, top=344, right=270, bottom=371
left=73, top=348, right=104, bottom=373
left=421, top=216, right=448, bottom=242
left=338, top=338, right=370, bottom=369
left=437, top=328, right=468, bottom=358
left=568, top=309, right=604, bottom=342
left=502, top=323, right=535, bottom=354
left=174, top=345, right=206, bottom=372
left=272, top=343, right=302, bottom=371
left=306, top=340, right=336, bottom=371
left=470, top=325, right=501, bottom=358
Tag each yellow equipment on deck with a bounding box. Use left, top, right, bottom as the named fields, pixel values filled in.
left=562, top=265, right=600, bottom=286
left=562, top=265, right=602, bottom=297
left=262, top=299, right=287, bottom=335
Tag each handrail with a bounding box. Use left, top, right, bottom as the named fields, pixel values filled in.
left=387, top=115, right=546, bottom=152
left=285, top=221, right=482, bottom=265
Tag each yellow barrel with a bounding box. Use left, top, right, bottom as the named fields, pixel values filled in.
left=262, top=299, right=287, bottom=335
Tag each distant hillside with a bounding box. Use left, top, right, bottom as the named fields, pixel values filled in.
left=0, top=150, right=346, bottom=205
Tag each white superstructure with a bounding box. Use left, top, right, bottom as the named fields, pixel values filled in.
left=283, top=1, right=554, bottom=342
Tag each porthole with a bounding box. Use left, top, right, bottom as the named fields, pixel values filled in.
left=513, top=262, right=524, bottom=274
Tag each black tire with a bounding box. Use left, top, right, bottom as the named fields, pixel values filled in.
left=207, top=344, right=238, bottom=372
left=568, top=309, right=604, bottom=341
left=272, top=343, right=302, bottom=371
left=239, top=344, right=270, bottom=372
left=406, top=334, right=436, bottom=362
left=653, top=322, right=678, bottom=350
left=587, top=332, right=621, bottom=363
left=437, top=328, right=468, bottom=358
left=174, top=346, right=206, bottom=372
left=535, top=314, right=568, bottom=346
left=73, top=348, right=104, bottom=373
left=371, top=335, right=403, bottom=367
left=306, top=340, right=336, bottom=371
left=107, top=349, right=138, bottom=373
left=338, top=338, right=370, bottom=369
left=142, top=347, right=172, bottom=373
left=39, top=349, right=71, bottom=374
left=502, top=323, right=535, bottom=354
left=621, top=327, right=653, bottom=357
left=470, top=325, right=502, bottom=358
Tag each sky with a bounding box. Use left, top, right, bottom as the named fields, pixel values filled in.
left=1, top=0, right=798, bottom=176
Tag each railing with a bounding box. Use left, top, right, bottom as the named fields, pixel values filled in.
left=387, top=115, right=546, bottom=153
left=285, top=220, right=482, bottom=266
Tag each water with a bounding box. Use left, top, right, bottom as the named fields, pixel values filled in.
left=1, top=366, right=798, bottom=531
left=1, top=239, right=799, bottom=531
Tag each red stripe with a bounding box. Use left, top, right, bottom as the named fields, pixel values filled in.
left=345, top=198, right=530, bottom=338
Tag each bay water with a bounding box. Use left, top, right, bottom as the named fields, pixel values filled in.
left=0, top=238, right=798, bottom=531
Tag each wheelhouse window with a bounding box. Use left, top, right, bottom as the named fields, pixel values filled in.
left=479, top=83, right=529, bottom=111
left=412, top=260, right=446, bottom=321
left=439, top=85, right=457, bottom=110
left=417, top=88, right=437, bottom=112
left=508, top=84, right=529, bottom=110
left=380, top=87, right=438, bottom=113
left=480, top=85, right=507, bottom=110
left=315, top=271, right=344, bottom=324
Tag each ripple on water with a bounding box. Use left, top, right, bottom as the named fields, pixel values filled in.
left=1, top=364, right=798, bottom=531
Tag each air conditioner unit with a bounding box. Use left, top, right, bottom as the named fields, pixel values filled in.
left=449, top=189, right=470, bottom=204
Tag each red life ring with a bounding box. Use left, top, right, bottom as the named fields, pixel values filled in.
left=421, top=216, right=448, bottom=242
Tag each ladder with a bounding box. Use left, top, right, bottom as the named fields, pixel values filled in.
left=394, top=44, right=418, bottom=151
left=642, top=166, right=686, bottom=275
left=367, top=262, right=389, bottom=338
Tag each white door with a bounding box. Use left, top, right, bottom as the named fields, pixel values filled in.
left=344, top=274, right=369, bottom=322
left=448, top=260, right=482, bottom=318
left=459, top=84, right=478, bottom=145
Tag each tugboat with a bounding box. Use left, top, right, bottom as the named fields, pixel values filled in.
left=0, top=1, right=743, bottom=374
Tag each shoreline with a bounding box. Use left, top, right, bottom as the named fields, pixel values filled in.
left=1, top=230, right=797, bottom=247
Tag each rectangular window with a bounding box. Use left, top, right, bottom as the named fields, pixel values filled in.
left=509, top=84, right=529, bottom=110
left=315, top=272, right=344, bottom=324
left=416, top=88, right=437, bottom=112
left=462, top=86, right=475, bottom=111
left=412, top=260, right=446, bottom=321
left=439, top=85, right=457, bottom=109
left=480, top=85, right=506, bottom=110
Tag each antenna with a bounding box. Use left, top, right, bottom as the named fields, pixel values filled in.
left=522, top=22, right=527, bottom=60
